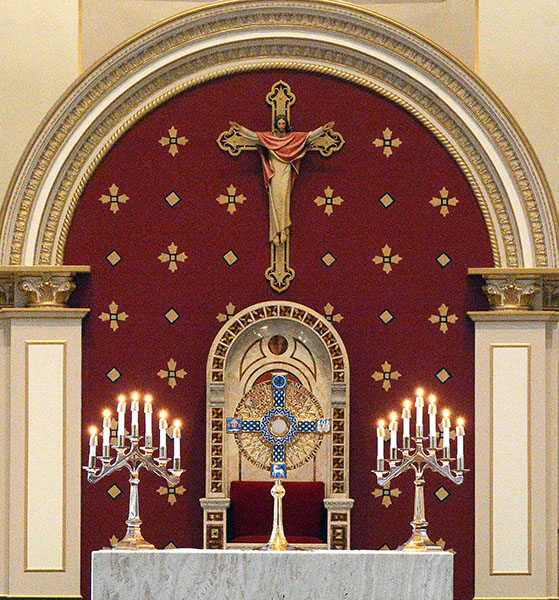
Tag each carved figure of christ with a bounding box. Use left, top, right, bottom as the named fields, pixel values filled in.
left=229, top=116, right=334, bottom=247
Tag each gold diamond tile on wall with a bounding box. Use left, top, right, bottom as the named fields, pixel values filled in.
left=434, top=486, right=450, bottom=502
left=165, top=191, right=182, bottom=207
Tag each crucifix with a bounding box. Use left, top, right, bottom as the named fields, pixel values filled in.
left=226, top=371, right=331, bottom=550
left=217, top=81, right=344, bottom=293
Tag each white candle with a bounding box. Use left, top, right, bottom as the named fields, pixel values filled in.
left=402, top=400, right=411, bottom=448
left=428, top=395, right=437, bottom=448
left=88, top=426, right=98, bottom=468
left=117, top=395, right=126, bottom=446
left=388, top=412, right=398, bottom=459
left=376, top=419, right=385, bottom=469
left=102, top=409, right=111, bottom=457
left=415, top=388, right=424, bottom=436
left=173, top=420, right=181, bottom=469
left=442, top=409, right=451, bottom=458
left=131, top=392, right=139, bottom=437
left=159, top=410, right=168, bottom=459
left=144, top=395, right=153, bottom=447
left=456, top=418, right=465, bottom=469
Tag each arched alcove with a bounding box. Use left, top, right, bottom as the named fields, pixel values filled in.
left=202, top=300, right=352, bottom=549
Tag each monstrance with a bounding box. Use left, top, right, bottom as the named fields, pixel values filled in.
left=227, top=371, right=331, bottom=550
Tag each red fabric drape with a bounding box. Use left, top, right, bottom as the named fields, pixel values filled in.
left=256, top=131, right=310, bottom=188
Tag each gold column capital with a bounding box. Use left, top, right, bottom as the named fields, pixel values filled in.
left=469, top=268, right=559, bottom=311
left=0, top=266, right=90, bottom=308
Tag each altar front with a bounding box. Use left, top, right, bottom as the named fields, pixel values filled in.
left=92, top=549, right=452, bottom=599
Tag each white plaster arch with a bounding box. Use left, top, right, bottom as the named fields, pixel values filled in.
left=0, top=0, right=556, bottom=267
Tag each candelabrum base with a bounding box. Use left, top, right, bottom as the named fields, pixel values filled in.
left=113, top=528, right=155, bottom=551
left=398, top=530, right=444, bottom=552
left=256, top=540, right=305, bottom=552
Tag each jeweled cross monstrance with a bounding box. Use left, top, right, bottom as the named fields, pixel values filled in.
left=217, top=81, right=344, bottom=293
left=227, top=371, right=331, bottom=550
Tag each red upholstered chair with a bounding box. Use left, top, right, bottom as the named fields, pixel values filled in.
left=228, top=481, right=326, bottom=546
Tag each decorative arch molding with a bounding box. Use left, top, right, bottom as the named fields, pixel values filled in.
left=0, top=0, right=556, bottom=267
left=207, top=301, right=348, bottom=387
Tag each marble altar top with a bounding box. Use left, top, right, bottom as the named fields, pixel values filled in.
left=92, top=548, right=453, bottom=600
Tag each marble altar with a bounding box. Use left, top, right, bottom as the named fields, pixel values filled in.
left=92, top=549, right=453, bottom=599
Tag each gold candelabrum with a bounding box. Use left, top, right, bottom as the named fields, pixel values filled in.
left=372, top=390, right=467, bottom=551
left=83, top=393, right=184, bottom=550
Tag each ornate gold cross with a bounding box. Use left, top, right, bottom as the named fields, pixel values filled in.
left=217, top=81, right=344, bottom=293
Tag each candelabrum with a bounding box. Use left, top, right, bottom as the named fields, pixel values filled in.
left=372, top=390, right=468, bottom=551
left=84, top=394, right=184, bottom=550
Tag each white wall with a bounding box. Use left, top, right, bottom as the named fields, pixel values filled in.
left=478, top=0, right=559, bottom=210
left=0, top=0, right=79, bottom=208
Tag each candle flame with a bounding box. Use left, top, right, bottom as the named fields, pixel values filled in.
left=428, top=395, right=436, bottom=404
left=443, top=409, right=450, bottom=418
left=103, top=409, right=111, bottom=417
left=389, top=412, right=397, bottom=422
left=415, top=388, right=424, bottom=397
left=144, top=394, right=152, bottom=403
left=378, top=419, right=385, bottom=427
left=173, top=419, right=182, bottom=428
left=117, top=394, right=125, bottom=402
left=403, top=399, right=411, bottom=409
left=89, top=426, right=97, bottom=435
left=457, top=417, right=465, bottom=426
left=160, top=410, right=167, bottom=419
left=131, top=391, right=139, bottom=401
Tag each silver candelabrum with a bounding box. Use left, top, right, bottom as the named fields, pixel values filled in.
left=372, top=393, right=467, bottom=551
left=84, top=433, right=184, bottom=550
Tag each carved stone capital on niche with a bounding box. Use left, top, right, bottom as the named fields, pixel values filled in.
left=19, top=274, right=76, bottom=308
left=0, top=266, right=90, bottom=308
left=482, top=276, right=540, bottom=311
left=0, top=277, right=15, bottom=307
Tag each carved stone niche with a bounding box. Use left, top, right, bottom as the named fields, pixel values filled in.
left=0, top=266, right=90, bottom=308
left=201, top=301, right=353, bottom=550
left=469, top=268, right=559, bottom=312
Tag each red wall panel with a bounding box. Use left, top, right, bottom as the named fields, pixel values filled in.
left=65, top=70, right=493, bottom=599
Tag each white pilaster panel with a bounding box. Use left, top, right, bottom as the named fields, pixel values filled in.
left=25, top=342, right=66, bottom=571
left=2, top=308, right=87, bottom=597
left=471, top=312, right=558, bottom=600
left=491, top=344, right=530, bottom=574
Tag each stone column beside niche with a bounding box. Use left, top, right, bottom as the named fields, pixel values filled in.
left=0, top=265, right=89, bottom=599
left=468, top=268, right=559, bottom=600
